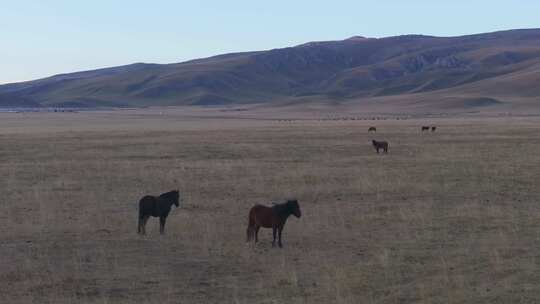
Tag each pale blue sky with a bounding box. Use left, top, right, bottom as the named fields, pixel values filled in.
left=1, top=0, right=539, bottom=84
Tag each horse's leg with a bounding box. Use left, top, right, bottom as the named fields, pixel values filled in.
left=272, top=227, right=277, bottom=247
left=142, top=216, right=150, bottom=235
left=255, top=226, right=260, bottom=243
left=278, top=226, right=283, bottom=248
left=138, top=216, right=142, bottom=234
left=159, top=216, right=166, bottom=235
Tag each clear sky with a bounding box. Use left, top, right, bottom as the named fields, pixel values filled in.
left=1, top=0, right=539, bottom=84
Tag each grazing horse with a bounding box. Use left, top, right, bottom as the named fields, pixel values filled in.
left=372, top=140, right=388, bottom=154
left=368, top=126, right=377, bottom=132
left=431, top=126, right=437, bottom=132
left=246, top=199, right=301, bottom=248
left=421, top=126, right=430, bottom=132
left=138, top=190, right=180, bottom=235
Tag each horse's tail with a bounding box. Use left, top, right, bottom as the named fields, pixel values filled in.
left=137, top=197, right=148, bottom=234
left=246, top=226, right=251, bottom=242
left=138, top=199, right=144, bottom=219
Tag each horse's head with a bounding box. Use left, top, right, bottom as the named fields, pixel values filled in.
left=172, top=190, right=180, bottom=207
left=372, top=140, right=376, bottom=145
left=288, top=199, right=301, bottom=218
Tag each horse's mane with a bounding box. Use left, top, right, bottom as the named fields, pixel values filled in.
left=272, top=200, right=296, bottom=216
left=159, top=190, right=178, bottom=203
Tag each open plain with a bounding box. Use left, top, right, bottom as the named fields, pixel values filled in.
left=1, top=108, right=540, bottom=303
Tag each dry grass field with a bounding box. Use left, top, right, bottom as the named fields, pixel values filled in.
left=1, top=109, right=540, bottom=303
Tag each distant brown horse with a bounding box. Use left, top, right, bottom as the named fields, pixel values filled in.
left=372, top=140, right=388, bottom=153
left=138, top=190, right=180, bottom=235
left=368, top=126, right=377, bottom=132
left=421, top=126, right=430, bottom=132
left=246, top=199, right=301, bottom=248
left=431, top=126, right=436, bottom=132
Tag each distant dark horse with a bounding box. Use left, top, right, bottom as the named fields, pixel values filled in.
left=372, top=140, right=388, bottom=154
left=246, top=199, right=301, bottom=248
left=138, top=190, right=180, bottom=235
left=431, top=126, right=437, bottom=132
left=421, top=126, right=430, bottom=132
left=368, top=126, right=377, bottom=132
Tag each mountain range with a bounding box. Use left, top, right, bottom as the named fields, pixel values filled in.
left=2, top=29, right=540, bottom=112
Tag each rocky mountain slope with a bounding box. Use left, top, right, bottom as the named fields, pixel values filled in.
left=2, top=29, right=540, bottom=110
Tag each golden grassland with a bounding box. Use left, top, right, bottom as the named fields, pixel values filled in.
left=1, top=109, right=540, bottom=303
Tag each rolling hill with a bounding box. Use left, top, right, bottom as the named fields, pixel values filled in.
left=2, top=29, right=540, bottom=112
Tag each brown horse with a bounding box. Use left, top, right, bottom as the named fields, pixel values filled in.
left=138, top=190, right=180, bottom=235
left=246, top=199, right=301, bottom=248
left=368, top=126, right=377, bottom=132
left=372, top=140, right=388, bottom=153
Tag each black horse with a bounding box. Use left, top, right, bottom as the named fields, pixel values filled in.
left=138, top=190, right=180, bottom=235
left=372, top=140, right=388, bottom=154
left=431, top=126, right=437, bottom=132
left=421, top=126, right=430, bottom=132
